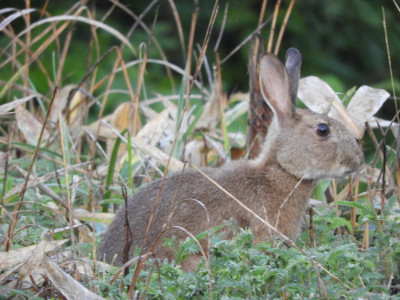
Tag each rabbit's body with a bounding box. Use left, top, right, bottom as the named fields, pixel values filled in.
left=98, top=49, right=364, bottom=267
left=98, top=159, right=314, bottom=266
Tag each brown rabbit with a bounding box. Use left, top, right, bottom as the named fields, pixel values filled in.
left=98, top=48, right=364, bottom=268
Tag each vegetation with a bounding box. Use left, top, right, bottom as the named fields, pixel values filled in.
left=0, top=1, right=399, bottom=299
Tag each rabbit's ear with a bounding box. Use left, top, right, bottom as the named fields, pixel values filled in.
left=259, top=54, right=293, bottom=125
left=285, top=48, right=302, bottom=105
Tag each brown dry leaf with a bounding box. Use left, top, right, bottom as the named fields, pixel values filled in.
left=49, top=85, right=88, bottom=139
left=111, top=101, right=141, bottom=133
left=135, top=107, right=176, bottom=159
left=195, top=81, right=221, bottom=130
left=18, top=236, right=48, bottom=281
left=136, top=108, right=175, bottom=146
left=129, top=137, right=184, bottom=172
left=40, top=256, right=105, bottom=300
left=49, top=85, right=70, bottom=124
left=184, top=139, right=208, bottom=166
left=15, top=105, right=50, bottom=145
left=106, top=103, right=180, bottom=175
left=67, top=87, right=87, bottom=126
left=106, top=101, right=141, bottom=157
left=103, top=119, right=184, bottom=173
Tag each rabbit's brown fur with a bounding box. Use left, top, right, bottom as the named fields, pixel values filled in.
left=98, top=49, right=364, bottom=268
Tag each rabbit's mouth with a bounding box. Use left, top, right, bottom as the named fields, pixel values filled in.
left=301, top=161, right=364, bottom=181
left=333, top=161, right=364, bottom=179
left=339, top=167, right=362, bottom=178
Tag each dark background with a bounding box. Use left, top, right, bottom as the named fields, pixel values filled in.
left=2, top=0, right=399, bottom=109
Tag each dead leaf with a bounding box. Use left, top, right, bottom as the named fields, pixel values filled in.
left=49, top=85, right=88, bottom=139
left=346, top=85, right=390, bottom=125
left=40, top=256, right=105, bottom=300
left=129, top=137, right=184, bottom=172
left=184, top=139, right=207, bottom=166
left=0, top=95, right=36, bottom=115
left=195, top=81, right=221, bottom=130
left=111, top=101, right=141, bottom=133
left=106, top=101, right=141, bottom=160
left=298, top=77, right=393, bottom=139
left=136, top=108, right=175, bottom=147
left=0, top=239, right=67, bottom=277
left=15, top=105, right=50, bottom=145
left=18, top=236, right=48, bottom=281
left=298, top=76, right=364, bottom=138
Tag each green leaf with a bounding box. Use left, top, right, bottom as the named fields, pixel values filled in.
left=103, top=129, right=127, bottom=212
left=326, top=216, right=352, bottom=231
left=336, top=200, right=371, bottom=212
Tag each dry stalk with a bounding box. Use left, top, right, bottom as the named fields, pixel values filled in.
left=267, top=0, right=281, bottom=53
left=274, top=0, right=296, bottom=55
left=4, top=88, right=56, bottom=252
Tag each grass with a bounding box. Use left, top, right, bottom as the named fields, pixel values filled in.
left=0, top=1, right=399, bottom=299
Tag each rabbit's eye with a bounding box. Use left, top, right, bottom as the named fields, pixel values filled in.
left=316, top=123, right=330, bottom=137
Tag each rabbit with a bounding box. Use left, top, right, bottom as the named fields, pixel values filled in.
left=98, top=48, right=364, bottom=269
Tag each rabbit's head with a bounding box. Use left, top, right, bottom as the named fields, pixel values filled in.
left=258, top=49, right=364, bottom=181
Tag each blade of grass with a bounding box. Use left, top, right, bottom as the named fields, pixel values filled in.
left=23, top=1, right=32, bottom=101
left=189, top=0, right=219, bottom=91
left=215, top=54, right=230, bottom=160
left=57, top=88, right=76, bottom=263
left=168, top=0, right=186, bottom=60
left=21, top=15, right=136, bottom=54
left=0, top=123, right=13, bottom=224
left=119, top=58, right=209, bottom=96
left=0, top=64, right=29, bottom=99
left=103, top=129, right=127, bottom=212
left=382, top=7, right=398, bottom=123
left=0, top=8, right=36, bottom=31
left=173, top=66, right=189, bottom=159
left=181, top=105, right=204, bottom=141
left=132, top=8, right=158, bottom=136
